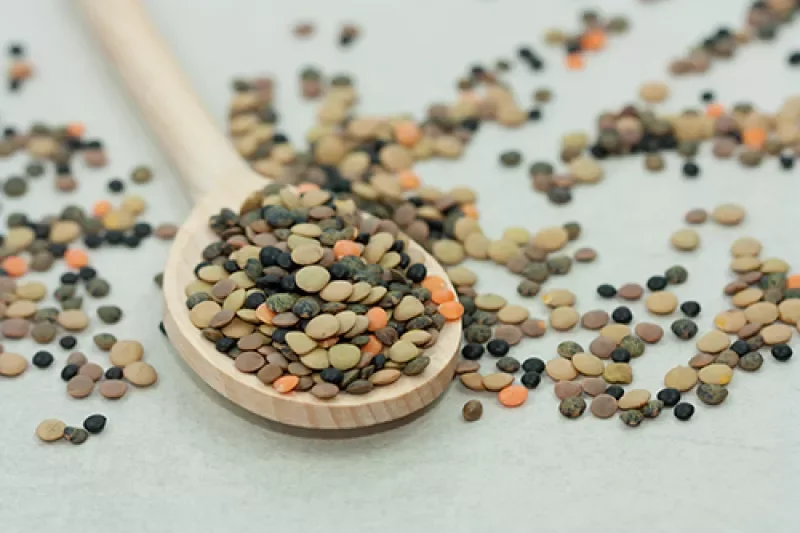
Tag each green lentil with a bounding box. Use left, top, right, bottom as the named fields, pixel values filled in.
left=93, top=333, right=117, bottom=351
left=619, top=335, right=645, bottom=358
left=557, top=341, right=583, bottom=359
left=517, top=280, right=540, bottom=297
left=3, top=176, right=28, bottom=197
left=61, top=297, right=83, bottom=310
left=641, top=400, right=663, bottom=418
left=620, top=409, right=644, bottom=427
left=559, top=396, right=587, bottom=418
left=697, top=383, right=728, bottom=405
left=546, top=255, right=572, bottom=275
left=739, top=351, right=764, bottom=371
left=499, top=150, right=522, bottom=168
left=665, top=265, right=689, bottom=285
left=25, top=161, right=45, bottom=177
left=131, top=165, right=153, bottom=184
left=86, top=278, right=111, bottom=297
left=97, top=305, right=123, bottom=324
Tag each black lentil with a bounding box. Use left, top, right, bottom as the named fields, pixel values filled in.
left=730, top=339, right=750, bottom=356
left=657, top=387, right=681, bottom=407
left=487, top=339, right=510, bottom=357
left=771, top=344, right=793, bottom=362
left=105, top=367, right=124, bottom=380
left=520, top=371, right=541, bottom=389
left=611, top=347, right=631, bottom=363
left=461, top=343, right=485, bottom=360
left=611, top=306, right=633, bottom=324
left=59, top=336, right=77, bottom=349
left=682, top=161, right=700, bottom=178
left=646, top=276, right=668, bottom=291
left=108, top=179, right=124, bottom=193
left=32, top=350, right=54, bottom=369
left=680, top=301, right=701, bottom=318
left=61, top=363, right=79, bottom=381
left=83, top=414, right=107, bottom=434
left=596, top=284, right=616, bottom=298
left=673, top=402, right=695, bottom=421
left=605, top=385, right=625, bottom=400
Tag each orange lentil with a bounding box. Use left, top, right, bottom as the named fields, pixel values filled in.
left=333, top=240, right=362, bottom=259
left=439, top=301, right=465, bottom=321
left=366, top=307, right=389, bottom=331
left=64, top=249, right=89, bottom=269
left=361, top=335, right=383, bottom=356
left=422, top=275, right=447, bottom=292
left=273, top=375, right=299, bottom=394
left=92, top=200, right=112, bottom=217
left=394, top=121, right=421, bottom=147
left=742, top=127, right=766, bottom=149
left=398, top=170, right=421, bottom=191
left=296, top=182, right=320, bottom=194
left=566, top=53, right=585, bottom=71
left=66, top=122, right=86, bottom=138
left=787, top=274, right=800, bottom=289
left=255, top=303, right=275, bottom=325
left=498, top=385, right=529, bottom=407
left=1, top=256, right=27, bottom=277
left=432, top=289, right=455, bottom=304
left=705, top=103, right=724, bottom=118
left=9, top=61, right=33, bottom=81
left=462, top=204, right=479, bottom=220
left=580, top=30, right=606, bottom=51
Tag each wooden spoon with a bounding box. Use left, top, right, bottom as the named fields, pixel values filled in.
left=78, top=0, right=461, bottom=429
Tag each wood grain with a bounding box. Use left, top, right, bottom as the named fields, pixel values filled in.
left=78, top=0, right=462, bottom=429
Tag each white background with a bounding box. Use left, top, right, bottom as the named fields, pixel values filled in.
left=1, top=1, right=799, bottom=532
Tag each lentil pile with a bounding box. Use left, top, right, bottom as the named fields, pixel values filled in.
left=185, top=184, right=464, bottom=397
left=0, top=48, right=176, bottom=444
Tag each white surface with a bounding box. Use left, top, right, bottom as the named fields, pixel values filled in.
left=2, top=1, right=799, bottom=532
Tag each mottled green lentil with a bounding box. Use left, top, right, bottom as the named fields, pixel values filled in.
left=496, top=356, right=521, bottom=373
left=739, top=351, right=764, bottom=371
left=54, top=285, right=76, bottom=302
left=403, top=356, right=430, bottom=376
left=93, top=333, right=117, bottom=351
left=3, top=176, right=28, bottom=197
left=619, top=336, right=645, bottom=358
left=641, top=400, right=663, bottom=418
left=517, top=280, right=540, bottom=297
left=61, top=297, right=83, bottom=310
left=547, top=255, right=572, bottom=275
left=131, top=165, right=153, bottom=184
left=563, top=222, right=581, bottom=241
left=665, top=265, right=689, bottom=285
left=559, top=396, right=587, bottom=418
left=557, top=341, right=583, bottom=359
left=186, top=292, right=211, bottom=309
left=26, top=161, right=45, bottom=177
left=86, top=278, right=110, bottom=297
left=761, top=273, right=787, bottom=290
left=470, top=310, right=497, bottom=326
left=671, top=318, right=698, bottom=339
left=30, top=252, right=54, bottom=272
left=31, top=322, right=57, bottom=343
left=620, top=409, right=644, bottom=427
left=521, top=262, right=549, bottom=282
left=746, top=335, right=764, bottom=351
left=97, top=305, right=123, bottom=324
left=266, top=293, right=297, bottom=313
left=34, top=307, right=59, bottom=323
left=529, top=162, right=554, bottom=175
left=464, top=324, right=492, bottom=344
left=697, top=383, right=728, bottom=405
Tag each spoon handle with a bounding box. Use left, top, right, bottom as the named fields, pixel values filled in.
left=78, top=0, right=252, bottom=202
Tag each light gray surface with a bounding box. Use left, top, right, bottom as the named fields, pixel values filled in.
left=2, top=0, right=799, bottom=531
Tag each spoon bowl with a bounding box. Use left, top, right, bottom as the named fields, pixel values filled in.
left=80, top=0, right=462, bottom=429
